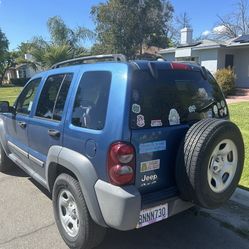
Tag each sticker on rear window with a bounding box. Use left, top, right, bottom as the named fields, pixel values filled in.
left=213, top=105, right=218, bottom=115
left=188, top=105, right=196, bottom=113
left=139, top=140, right=166, bottom=154
left=132, top=104, right=141, bottom=114
left=140, top=159, right=160, bottom=172
left=137, top=114, right=145, bottom=127
left=198, top=88, right=209, bottom=100
left=168, top=109, right=180, bottom=125
left=151, top=120, right=162, bottom=127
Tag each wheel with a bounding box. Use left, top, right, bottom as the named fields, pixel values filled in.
left=0, top=142, right=14, bottom=172
left=176, top=118, right=244, bottom=209
left=52, top=173, right=106, bottom=249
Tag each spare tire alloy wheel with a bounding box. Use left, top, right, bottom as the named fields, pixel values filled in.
left=208, top=139, right=238, bottom=193
left=175, top=119, right=244, bottom=209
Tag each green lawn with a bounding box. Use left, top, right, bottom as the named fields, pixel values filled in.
left=0, top=86, right=22, bottom=105
left=0, top=86, right=249, bottom=188
left=229, top=102, right=249, bottom=189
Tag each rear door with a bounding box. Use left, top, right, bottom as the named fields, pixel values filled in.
left=28, top=73, right=73, bottom=179
left=130, top=66, right=226, bottom=195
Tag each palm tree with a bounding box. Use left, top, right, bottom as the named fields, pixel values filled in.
left=27, top=16, right=94, bottom=69
left=31, top=43, right=74, bottom=68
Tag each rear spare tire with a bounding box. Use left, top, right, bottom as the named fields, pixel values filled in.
left=176, top=118, right=244, bottom=209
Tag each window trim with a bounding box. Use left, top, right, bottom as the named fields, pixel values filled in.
left=15, top=77, right=42, bottom=116
left=34, top=73, right=73, bottom=122
left=70, top=70, right=112, bottom=131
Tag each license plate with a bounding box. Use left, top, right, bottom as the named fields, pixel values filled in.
left=136, top=203, right=168, bottom=228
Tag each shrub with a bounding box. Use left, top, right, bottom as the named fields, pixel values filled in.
left=215, top=67, right=236, bottom=96
left=9, top=78, right=30, bottom=87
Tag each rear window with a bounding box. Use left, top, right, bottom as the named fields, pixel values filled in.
left=130, top=70, right=226, bottom=129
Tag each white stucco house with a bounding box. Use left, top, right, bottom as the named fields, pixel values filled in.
left=4, top=54, right=41, bottom=84
left=159, top=28, right=249, bottom=88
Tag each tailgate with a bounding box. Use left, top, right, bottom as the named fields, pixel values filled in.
left=131, top=125, right=188, bottom=194
left=129, top=62, right=227, bottom=196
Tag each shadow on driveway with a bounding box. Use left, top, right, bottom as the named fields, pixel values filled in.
left=96, top=209, right=248, bottom=249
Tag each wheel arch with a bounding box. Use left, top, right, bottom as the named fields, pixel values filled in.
left=46, top=146, right=106, bottom=227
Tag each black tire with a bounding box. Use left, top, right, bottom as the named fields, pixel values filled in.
left=52, top=173, right=106, bottom=249
left=0, top=142, right=14, bottom=173
left=176, top=118, right=244, bottom=209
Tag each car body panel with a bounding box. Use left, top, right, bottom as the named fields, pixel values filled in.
left=0, top=60, right=229, bottom=229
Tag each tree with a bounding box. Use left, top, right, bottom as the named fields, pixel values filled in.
left=175, top=12, right=191, bottom=29
left=0, top=28, right=11, bottom=84
left=91, top=0, right=174, bottom=58
left=26, top=16, right=94, bottom=69
left=214, top=0, right=249, bottom=39
left=168, top=11, right=192, bottom=45
left=31, top=43, right=74, bottom=68
left=47, top=16, right=94, bottom=48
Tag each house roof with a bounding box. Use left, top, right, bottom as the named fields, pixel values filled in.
left=233, top=35, right=249, bottom=43
left=160, top=36, right=249, bottom=54
left=15, top=64, right=28, bottom=69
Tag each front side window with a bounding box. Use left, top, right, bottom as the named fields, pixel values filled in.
left=35, top=74, right=73, bottom=121
left=16, top=78, right=41, bottom=115
left=72, top=71, right=111, bottom=130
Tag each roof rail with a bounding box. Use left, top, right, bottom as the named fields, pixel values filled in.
left=51, top=54, right=127, bottom=69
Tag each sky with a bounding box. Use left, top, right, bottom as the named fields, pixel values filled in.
left=0, top=0, right=239, bottom=50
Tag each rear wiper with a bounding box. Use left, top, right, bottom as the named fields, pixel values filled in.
left=197, top=99, right=216, bottom=112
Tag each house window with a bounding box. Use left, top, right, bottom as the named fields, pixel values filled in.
left=225, top=54, right=234, bottom=68
left=18, top=69, right=26, bottom=78
left=176, top=57, right=199, bottom=63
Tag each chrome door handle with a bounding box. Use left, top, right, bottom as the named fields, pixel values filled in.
left=48, top=129, right=60, bottom=138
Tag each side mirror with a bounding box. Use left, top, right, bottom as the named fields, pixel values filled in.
left=0, top=101, right=15, bottom=114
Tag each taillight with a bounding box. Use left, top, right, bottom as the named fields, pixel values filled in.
left=108, top=142, right=135, bottom=186
left=171, top=62, right=191, bottom=70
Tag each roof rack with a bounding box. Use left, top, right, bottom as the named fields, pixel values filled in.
left=51, top=54, right=127, bottom=69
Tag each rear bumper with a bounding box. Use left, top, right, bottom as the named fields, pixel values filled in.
left=94, top=180, right=193, bottom=231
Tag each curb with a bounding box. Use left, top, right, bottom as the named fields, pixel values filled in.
left=230, top=187, right=249, bottom=208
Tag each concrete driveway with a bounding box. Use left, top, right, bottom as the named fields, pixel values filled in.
left=0, top=167, right=248, bottom=249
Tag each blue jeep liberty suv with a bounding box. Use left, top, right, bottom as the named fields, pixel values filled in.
left=0, top=54, right=244, bottom=249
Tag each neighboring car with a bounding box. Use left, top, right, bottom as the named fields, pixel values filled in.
left=0, top=54, right=244, bottom=249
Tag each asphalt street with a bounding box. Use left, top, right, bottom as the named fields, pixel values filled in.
left=0, top=167, right=248, bottom=249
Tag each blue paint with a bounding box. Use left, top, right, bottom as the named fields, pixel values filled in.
left=139, top=140, right=166, bottom=154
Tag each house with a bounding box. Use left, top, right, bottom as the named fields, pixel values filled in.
left=159, top=28, right=249, bottom=88
left=4, top=54, right=40, bottom=84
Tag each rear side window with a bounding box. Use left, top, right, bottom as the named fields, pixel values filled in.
left=72, top=71, right=111, bottom=130
left=130, top=70, right=225, bottom=129
left=36, top=73, right=73, bottom=121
